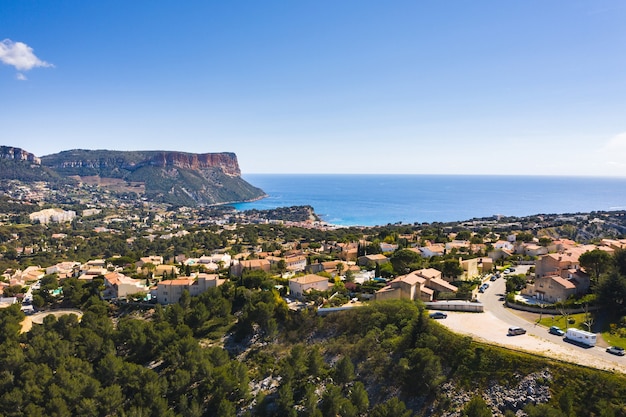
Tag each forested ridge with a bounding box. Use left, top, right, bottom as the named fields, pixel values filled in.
left=2, top=279, right=625, bottom=417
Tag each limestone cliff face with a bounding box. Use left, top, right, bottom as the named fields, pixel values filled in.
left=0, top=146, right=41, bottom=164
left=42, top=150, right=241, bottom=177
left=145, top=152, right=241, bottom=176
left=39, top=149, right=264, bottom=206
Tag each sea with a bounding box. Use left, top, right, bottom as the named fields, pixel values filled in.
left=232, top=174, right=626, bottom=227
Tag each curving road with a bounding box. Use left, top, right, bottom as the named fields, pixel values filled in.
left=435, top=270, right=626, bottom=374
left=20, top=309, right=83, bottom=333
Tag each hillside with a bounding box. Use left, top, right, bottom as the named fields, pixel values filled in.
left=0, top=147, right=266, bottom=206
left=3, top=294, right=625, bottom=417
left=0, top=146, right=70, bottom=185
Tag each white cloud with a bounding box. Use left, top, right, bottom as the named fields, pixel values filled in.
left=16, top=73, right=27, bottom=81
left=0, top=39, right=53, bottom=71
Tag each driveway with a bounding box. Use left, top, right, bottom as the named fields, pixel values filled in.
left=436, top=270, right=626, bottom=374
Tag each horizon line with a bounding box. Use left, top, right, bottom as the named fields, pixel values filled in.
left=242, top=172, right=626, bottom=179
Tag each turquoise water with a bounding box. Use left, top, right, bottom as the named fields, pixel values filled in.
left=233, top=174, right=626, bottom=226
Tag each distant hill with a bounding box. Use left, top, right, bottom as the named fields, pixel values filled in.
left=0, top=146, right=266, bottom=206
left=0, top=146, right=70, bottom=184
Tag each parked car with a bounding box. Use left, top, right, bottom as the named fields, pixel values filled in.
left=429, top=312, right=448, bottom=319
left=606, top=346, right=625, bottom=356
left=508, top=326, right=526, bottom=336
left=549, top=326, right=565, bottom=336
left=490, top=275, right=497, bottom=281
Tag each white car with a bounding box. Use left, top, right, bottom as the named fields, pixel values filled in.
left=606, top=346, right=625, bottom=356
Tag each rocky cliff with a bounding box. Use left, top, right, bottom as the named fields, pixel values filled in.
left=0, top=146, right=41, bottom=164
left=2, top=147, right=265, bottom=206
left=42, top=149, right=241, bottom=177
left=145, top=152, right=241, bottom=176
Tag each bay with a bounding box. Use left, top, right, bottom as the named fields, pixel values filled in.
left=233, top=174, right=626, bottom=227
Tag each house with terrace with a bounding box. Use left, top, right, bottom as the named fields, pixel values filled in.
left=375, top=268, right=458, bottom=302
left=535, top=253, right=579, bottom=279
left=156, top=274, right=224, bottom=304
left=357, top=254, right=389, bottom=267
left=102, top=272, right=148, bottom=300
left=415, top=268, right=459, bottom=295
left=283, top=254, right=307, bottom=272
left=376, top=273, right=431, bottom=302
left=522, top=275, right=577, bottom=303
left=418, top=243, right=445, bottom=258
left=138, top=256, right=163, bottom=266
left=522, top=243, right=548, bottom=257
left=289, top=274, right=330, bottom=299
left=336, top=242, right=359, bottom=261
left=45, top=261, right=81, bottom=279
left=230, top=259, right=271, bottom=277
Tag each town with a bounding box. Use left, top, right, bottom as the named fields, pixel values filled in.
left=1, top=181, right=626, bottom=416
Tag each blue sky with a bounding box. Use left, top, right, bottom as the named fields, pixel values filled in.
left=2, top=1, right=626, bottom=176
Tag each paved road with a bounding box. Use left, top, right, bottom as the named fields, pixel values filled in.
left=435, top=270, right=626, bottom=374
left=20, top=309, right=83, bottom=333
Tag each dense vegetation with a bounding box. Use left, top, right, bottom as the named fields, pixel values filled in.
left=2, top=276, right=626, bottom=416
left=0, top=159, right=70, bottom=185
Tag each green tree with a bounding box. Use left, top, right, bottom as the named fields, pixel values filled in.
left=456, top=230, right=472, bottom=240
left=302, top=384, right=321, bottom=417
left=179, top=289, right=191, bottom=310
left=579, top=249, right=613, bottom=284
left=538, top=237, right=552, bottom=247
left=615, top=249, right=626, bottom=276
left=441, top=259, right=463, bottom=280
left=596, top=272, right=626, bottom=318
left=277, top=382, right=298, bottom=417
left=2, top=285, right=23, bottom=297
left=277, top=259, right=287, bottom=276
left=350, top=382, right=369, bottom=415
left=370, top=397, right=411, bottom=417
left=307, top=346, right=326, bottom=378
left=462, top=396, right=492, bottom=417
left=334, top=356, right=355, bottom=386
left=506, top=274, right=527, bottom=293
left=320, top=384, right=343, bottom=417
left=216, top=399, right=236, bottom=417
left=390, top=249, right=422, bottom=274
left=558, top=388, right=574, bottom=416
left=516, top=232, right=534, bottom=242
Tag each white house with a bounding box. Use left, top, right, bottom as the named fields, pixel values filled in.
left=102, top=272, right=148, bottom=300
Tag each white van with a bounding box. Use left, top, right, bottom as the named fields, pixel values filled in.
left=565, top=328, right=596, bottom=347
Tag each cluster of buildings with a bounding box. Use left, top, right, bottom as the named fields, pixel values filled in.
left=3, top=226, right=626, bottom=309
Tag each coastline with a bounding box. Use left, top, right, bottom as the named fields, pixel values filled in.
left=235, top=174, right=626, bottom=227
left=209, top=193, right=269, bottom=207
